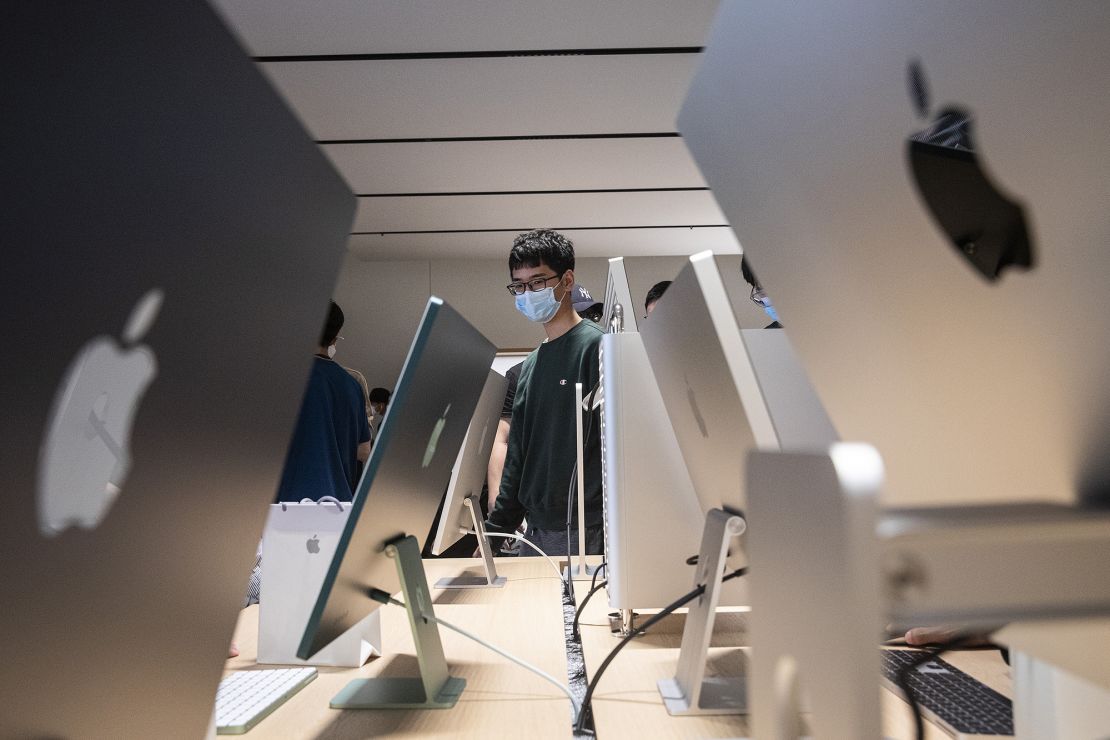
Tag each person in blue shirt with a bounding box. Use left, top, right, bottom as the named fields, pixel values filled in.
left=274, top=301, right=371, bottom=502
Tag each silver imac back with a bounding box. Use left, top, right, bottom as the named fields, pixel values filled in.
left=299, top=298, right=496, bottom=658
left=430, top=369, right=508, bottom=556
left=640, top=251, right=838, bottom=516
left=679, top=1, right=1110, bottom=508
left=602, top=257, right=639, bottom=333
left=1, top=3, right=354, bottom=737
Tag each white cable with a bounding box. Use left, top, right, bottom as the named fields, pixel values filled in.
left=382, top=597, right=580, bottom=715
left=463, top=530, right=565, bottom=582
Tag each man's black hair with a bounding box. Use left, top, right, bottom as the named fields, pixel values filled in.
left=740, top=255, right=761, bottom=290
left=368, top=387, right=391, bottom=405
left=509, top=229, right=575, bottom=275
left=645, top=280, right=672, bottom=311
left=320, top=301, right=344, bottom=347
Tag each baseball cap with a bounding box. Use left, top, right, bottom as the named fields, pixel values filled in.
left=571, top=285, right=598, bottom=312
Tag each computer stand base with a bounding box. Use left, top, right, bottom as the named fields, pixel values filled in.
left=330, top=535, right=466, bottom=709
left=657, top=508, right=748, bottom=715
left=434, top=496, right=507, bottom=589
left=568, top=562, right=603, bottom=579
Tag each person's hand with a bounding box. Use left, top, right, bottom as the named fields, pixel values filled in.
left=228, top=641, right=240, bottom=659
left=904, top=625, right=992, bottom=647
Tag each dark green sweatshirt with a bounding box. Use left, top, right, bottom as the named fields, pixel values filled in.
left=488, top=320, right=604, bottom=532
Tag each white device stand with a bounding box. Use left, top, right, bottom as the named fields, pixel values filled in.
left=656, top=507, right=748, bottom=715
left=331, top=536, right=465, bottom=709
left=568, top=381, right=601, bottom=580
left=433, top=495, right=506, bottom=589
left=744, top=444, right=1110, bottom=739
left=745, top=445, right=886, bottom=739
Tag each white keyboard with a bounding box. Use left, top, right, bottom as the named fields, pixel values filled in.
left=215, top=667, right=317, bottom=734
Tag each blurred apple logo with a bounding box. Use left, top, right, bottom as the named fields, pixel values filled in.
left=422, top=404, right=451, bottom=468
left=685, top=375, right=709, bottom=439
left=37, top=290, right=163, bottom=536
left=906, top=59, right=1034, bottom=281
left=306, top=535, right=321, bottom=554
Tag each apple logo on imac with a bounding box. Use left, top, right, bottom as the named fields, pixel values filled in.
left=905, top=59, right=1035, bottom=281
left=422, top=403, right=451, bottom=469
left=37, top=289, right=163, bottom=537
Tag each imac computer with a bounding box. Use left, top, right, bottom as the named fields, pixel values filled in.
left=429, top=368, right=509, bottom=588
left=298, top=297, right=496, bottom=709
left=638, top=250, right=838, bottom=716
left=679, top=1, right=1110, bottom=736
left=1, top=2, right=355, bottom=737
left=600, top=254, right=752, bottom=627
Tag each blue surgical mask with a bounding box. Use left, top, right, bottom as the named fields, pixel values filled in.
left=760, top=298, right=780, bottom=323
left=515, top=284, right=563, bottom=323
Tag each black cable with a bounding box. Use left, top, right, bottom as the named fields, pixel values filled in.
left=572, top=578, right=608, bottom=641
left=893, top=634, right=976, bottom=740
left=590, top=561, right=607, bottom=592
left=573, top=566, right=748, bottom=733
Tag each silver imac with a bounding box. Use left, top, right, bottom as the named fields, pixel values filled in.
left=638, top=250, right=837, bottom=716
left=679, top=2, right=1110, bottom=736
left=297, top=297, right=496, bottom=709
left=641, top=251, right=837, bottom=517
left=1, top=2, right=354, bottom=736
left=429, top=368, right=509, bottom=587
left=602, top=257, right=639, bottom=334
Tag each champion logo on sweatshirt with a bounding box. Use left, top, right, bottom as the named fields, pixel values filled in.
left=559, top=379, right=567, bottom=385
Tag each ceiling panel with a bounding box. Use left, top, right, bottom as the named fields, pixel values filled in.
left=260, top=55, right=699, bottom=140
left=213, top=0, right=719, bottom=56
left=347, top=227, right=740, bottom=261
left=323, top=137, right=706, bottom=193
left=351, top=191, right=726, bottom=233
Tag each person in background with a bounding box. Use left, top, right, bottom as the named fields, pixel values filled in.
left=485, top=229, right=605, bottom=556
left=345, top=366, right=373, bottom=431
left=572, top=285, right=604, bottom=324
left=485, top=283, right=599, bottom=520
left=644, top=279, right=672, bottom=316
left=740, top=255, right=783, bottom=329
left=274, top=301, right=371, bottom=503
left=368, top=387, right=391, bottom=443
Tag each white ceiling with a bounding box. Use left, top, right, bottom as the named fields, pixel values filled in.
left=211, top=0, right=738, bottom=261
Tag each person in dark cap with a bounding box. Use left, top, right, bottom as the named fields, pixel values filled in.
left=571, top=284, right=604, bottom=324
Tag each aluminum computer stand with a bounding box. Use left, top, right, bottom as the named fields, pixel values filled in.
left=330, top=536, right=466, bottom=709
left=657, top=507, right=749, bottom=715
left=434, top=495, right=507, bottom=589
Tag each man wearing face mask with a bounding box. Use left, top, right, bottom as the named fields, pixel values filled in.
left=274, top=300, right=371, bottom=503
left=367, top=387, right=391, bottom=444
left=741, top=255, right=783, bottom=329
left=485, top=229, right=605, bottom=556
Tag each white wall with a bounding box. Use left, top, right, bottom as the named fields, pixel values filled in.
left=330, top=252, right=738, bottom=392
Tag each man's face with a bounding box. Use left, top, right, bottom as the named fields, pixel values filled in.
left=509, top=261, right=570, bottom=301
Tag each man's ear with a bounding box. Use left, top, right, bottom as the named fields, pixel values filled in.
left=563, top=269, right=575, bottom=289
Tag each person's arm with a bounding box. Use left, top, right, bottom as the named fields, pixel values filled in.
left=486, top=414, right=526, bottom=534
left=484, top=418, right=511, bottom=512
left=356, top=390, right=372, bottom=463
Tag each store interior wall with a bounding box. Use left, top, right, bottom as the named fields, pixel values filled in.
left=332, top=252, right=762, bottom=392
